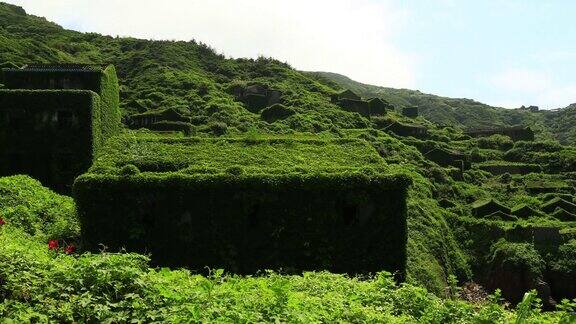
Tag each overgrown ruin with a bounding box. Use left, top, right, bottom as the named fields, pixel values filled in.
left=74, top=135, right=411, bottom=276
left=0, top=64, right=121, bottom=192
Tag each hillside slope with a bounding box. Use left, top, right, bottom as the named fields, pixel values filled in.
left=1, top=2, right=576, bottom=310
left=314, top=71, right=575, bottom=144
left=0, top=2, right=470, bottom=295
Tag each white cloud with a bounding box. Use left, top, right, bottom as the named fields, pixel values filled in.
left=6, top=0, right=417, bottom=88
left=487, top=68, right=576, bottom=109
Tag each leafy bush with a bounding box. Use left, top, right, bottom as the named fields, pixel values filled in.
left=477, top=134, right=514, bottom=151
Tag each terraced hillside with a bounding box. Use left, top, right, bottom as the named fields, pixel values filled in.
left=315, top=71, right=576, bottom=144
left=0, top=2, right=575, bottom=322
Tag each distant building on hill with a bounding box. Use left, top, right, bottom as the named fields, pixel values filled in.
left=402, top=106, right=419, bottom=118
left=127, top=107, right=193, bottom=135
left=367, top=98, right=392, bottom=115
left=464, top=126, right=534, bottom=141
left=331, top=90, right=389, bottom=117
left=230, top=83, right=282, bottom=113
left=519, top=105, right=539, bottom=112
left=471, top=199, right=511, bottom=218
left=0, top=63, right=121, bottom=192
left=423, top=147, right=470, bottom=173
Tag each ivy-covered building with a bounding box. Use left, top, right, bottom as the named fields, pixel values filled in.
left=0, top=64, right=120, bottom=192
left=74, top=135, right=411, bottom=277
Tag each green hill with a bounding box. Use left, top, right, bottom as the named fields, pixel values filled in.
left=1, top=2, right=576, bottom=321
left=313, top=71, right=576, bottom=144
left=0, top=0, right=468, bottom=297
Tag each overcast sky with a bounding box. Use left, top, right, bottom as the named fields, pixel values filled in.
left=6, top=0, right=576, bottom=109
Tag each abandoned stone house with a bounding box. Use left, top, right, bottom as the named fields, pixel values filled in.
left=525, top=181, right=572, bottom=194
left=3, top=64, right=108, bottom=91
left=423, top=147, right=469, bottom=171
left=331, top=90, right=387, bottom=117
left=465, top=126, right=535, bottom=142
left=519, top=105, right=539, bottom=112
left=510, top=204, right=540, bottom=219
left=550, top=207, right=576, bottom=221
left=477, top=163, right=542, bottom=176
left=540, top=197, right=576, bottom=215
left=485, top=210, right=517, bottom=221
left=367, top=97, right=392, bottom=115
left=387, top=122, right=428, bottom=138
left=472, top=199, right=511, bottom=218
left=231, top=83, right=282, bottom=113
left=402, top=106, right=419, bottom=118
left=332, top=89, right=361, bottom=101
left=0, top=64, right=120, bottom=193
left=75, top=136, right=411, bottom=276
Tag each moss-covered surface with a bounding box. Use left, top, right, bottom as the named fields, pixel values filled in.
left=74, top=134, right=410, bottom=276
left=90, top=133, right=389, bottom=174
left=0, top=89, right=101, bottom=192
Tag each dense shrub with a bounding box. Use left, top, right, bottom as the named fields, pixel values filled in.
left=0, top=175, right=78, bottom=239
left=477, top=134, right=513, bottom=151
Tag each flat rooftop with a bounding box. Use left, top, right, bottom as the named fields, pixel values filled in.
left=90, top=133, right=391, bottom=175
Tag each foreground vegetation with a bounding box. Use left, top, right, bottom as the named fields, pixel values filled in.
left=1, top=176, right=575, bottom=322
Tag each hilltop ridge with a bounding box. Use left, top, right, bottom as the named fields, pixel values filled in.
left=313, top=71, right=576, bottom=144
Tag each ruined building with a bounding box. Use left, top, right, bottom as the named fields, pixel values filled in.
left=465, top=126, right=535, bottom=142
left=402, top=106, right=419, bottom=118
left=230, top=83, right=282, bottom=113
left=0, top=64, right=120, bottom=192
left=331, top=90, right=389, bottom=117
left=74, top=135, right=411, bottom=276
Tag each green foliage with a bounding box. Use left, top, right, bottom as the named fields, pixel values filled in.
left=0, top=175, right=78, bottom=239
left=489, top=240, right=545, bottom=278
left=1, top=226, right=566, bottom=323
left=551, top=240, right=576, bottom=273
left=90, top=133, right=390, bottom=175
left=477, top=134, right=514, bottom=151
left=1, top=2, right=576, bottom=313
left=99, top=65, right=121, bottom=139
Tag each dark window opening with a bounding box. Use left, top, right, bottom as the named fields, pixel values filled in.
left=341, top=203, right=359, bottom=226
left=247, top=204, right=261, bottom=229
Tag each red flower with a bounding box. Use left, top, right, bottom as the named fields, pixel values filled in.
left=48, top=239, right=59, bottom=250
left=64, top=244, right=76, bottom=254
left=0, top=217, right=5, bottom=226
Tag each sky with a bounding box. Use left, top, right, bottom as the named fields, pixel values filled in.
left=5, top=0, right=576, bottom=109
